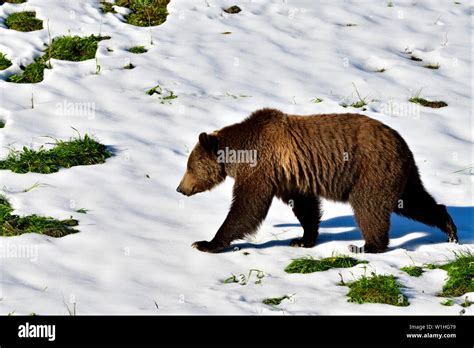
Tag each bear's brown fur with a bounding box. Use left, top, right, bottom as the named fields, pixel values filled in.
left=177, top=108, right=458, bottom=253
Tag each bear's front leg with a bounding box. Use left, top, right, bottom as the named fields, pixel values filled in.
left=281, top=193, right=321, bottom=248
left=192, top=178, right=275, bottom=253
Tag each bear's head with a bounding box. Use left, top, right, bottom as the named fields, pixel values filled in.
left=177, top=132, right=226, bottom=196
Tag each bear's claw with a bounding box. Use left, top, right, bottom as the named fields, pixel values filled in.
left=192, top=240, right=228, bottom=253
left=290, top=238, right=316, bottom=248
left=448, top=236, right=459, bottom=243
left=348, top=244, right=363, bottom=253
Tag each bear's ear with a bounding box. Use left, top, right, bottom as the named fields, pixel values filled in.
left=199, top=132, right=219, bottom=155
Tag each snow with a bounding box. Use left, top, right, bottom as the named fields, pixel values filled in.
left=0, top=0, right=472, bottom=315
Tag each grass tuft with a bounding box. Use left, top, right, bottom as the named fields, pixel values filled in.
left=46, top=35, right=110, bottom=62
left=440, top=299, right=455, bottom=306
left=100, top=1, right=116, bottom=13
left=116, top=0, right=170, bottom=27
left=409, top=97, right=447, bottom=108
left=0, top=53, right=12, bottom=70
left=437, top=252, right=474, bottom=297
left=0, top=195, right=78, bottom=237
left=7, top=35, right=109, bottom=83
left=311, top=97, right=323, bottom=103
left=348, top=82, right=368, bottom=109
left=351, top=100, right=367, bottom=108
left=346, top=273, right=409, bottom=306
left=0, top=134, right=111, bottom=174
left=5, top=11, right=43, bottom=32
left=224, top=5, right=242, bottom=14
left=1, top=0, right=27, bottom=3
left=146, top=84, right=178, bottom=103
left=124, top=62, right=135, bottom=69
left=7, top=59, right=49, bottom=84
left=424, top=63, right=440, bottom=69
left=285, top=255, right=367, bottom=274
left=401, top=265, right=424, bottom=277
left=128, top=45, right=147, bottom=54
left=262, top=295, right=292, bottom=306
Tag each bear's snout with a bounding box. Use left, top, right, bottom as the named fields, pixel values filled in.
left=176, top=184, right=189, bottom=196
left=176, top=182, right=195, bottom=196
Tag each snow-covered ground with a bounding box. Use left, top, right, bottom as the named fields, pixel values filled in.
left=0, top=0, right=472, bottom=315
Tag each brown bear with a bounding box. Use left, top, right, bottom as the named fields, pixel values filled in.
left=177, top=108, right=458, bottom=253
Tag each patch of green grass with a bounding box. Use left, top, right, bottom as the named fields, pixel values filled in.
left=0, top=134, right=111, bottom=174
left=124, top=62, right=135, bottom=69
left=346, top=273, right=409, bottom=306
left=46, top=35, right=110, bottom=62
left=1, top=0, right=28, bottom=4
left=146, top=84, right=162, bottom=96
left=224, top=269, right=265, bottom=285
left=8, top=35, right=109, bottom=83
left=146, top=84, right=178, bottom=104
left=0, top=120, right=5, bottom=128
left=409, top=97, right=447, bottom=108
left=311, top=97, right=323, bottom=103
left=0, top=195, right=13, bottom=221
left=351, top=100, right=367, bottom=108
left=262, top=295, right=292, bottom=306
left=116, top=0, right=170, bottom=27
left=224, top=92, right=251, bottom=99
left=440, top=299, right=455, bottom=306
left=424, top=63, right=440, bottom=69
left=224, top=5, right=242, bottom=14
left=0, top=195, right=78, bottom=237
left=7, top=59, right=49, bottom=84
left=5, top=11, right=43, bottom=32
left=349, top=82, right=368, bottom=109
left=285, top=256, right=367, bottom=274
left=401, top=266, right=424, bottom=277
left=0, top=53, right=12, bottom=70
left=100, top=1, right=116, bottom=13
left=437, top=252, right=474, bottom=297
left=128, top=45, right=147, bottom=54
left=160, top=91, right=177, bottom=103
left=76, top=208, right=88, bottom=214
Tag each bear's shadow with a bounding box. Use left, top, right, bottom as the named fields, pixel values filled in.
left=232, top=206, right=473, bottom=252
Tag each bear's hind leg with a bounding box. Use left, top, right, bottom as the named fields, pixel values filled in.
left=395, top=180, right=458, bottom=243
left=282, top=193, right=321, bottom=248
left=351, top=201, right=391, bottom=253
